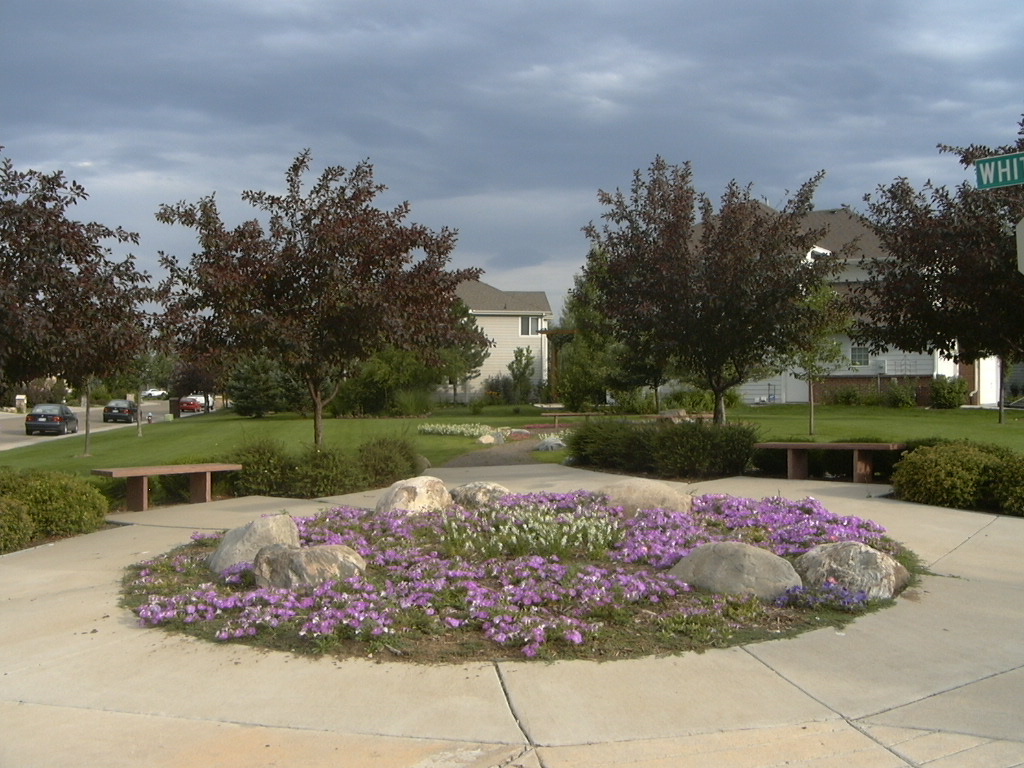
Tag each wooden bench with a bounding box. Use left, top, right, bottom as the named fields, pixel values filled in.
left=552, top=411, right=602, bottom=427
left=754, top=442, right=907, bottom=483
left=92, top=463, right=243, bottom=511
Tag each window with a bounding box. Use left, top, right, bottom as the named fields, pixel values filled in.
left=520, top=316, right=541, bottom=336
left=850, top=347, right=870, bottom=367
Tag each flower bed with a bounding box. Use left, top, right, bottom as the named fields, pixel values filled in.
left=123, top=492, right=900, bottom=661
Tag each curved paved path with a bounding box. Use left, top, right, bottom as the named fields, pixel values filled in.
left=1, top=465, right=1022, bottom=767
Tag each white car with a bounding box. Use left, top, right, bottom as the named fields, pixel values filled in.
left=142, top=389, right=168, bottom=399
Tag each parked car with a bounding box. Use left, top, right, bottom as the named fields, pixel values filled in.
left=25, top=404, right=80, bottom=435
left=178, top=397, right=204, bottom=413
left=183, top=394, right=215, bottom=411
left=102, top=399, right=139, bottom=423
left=142, top=388, right=168, bottom=399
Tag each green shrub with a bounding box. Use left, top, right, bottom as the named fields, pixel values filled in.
left=831, top=387, right=861, bottom=405
left=892, top=441, right=1013, bottom=510
left=357, top=437, right=420, bottom=488
left=885, top=381, right=918, bottom=408
left=663, top=388, right=740, bottom=413
left=0, top=496, right=36, bottom=553
left=0, top=469, right=107, bottom=538
left=229, top=438, right=293, bottom=496
left=564, top=419, right=658, bottom=473
left=990, top=456, right=1024, bottom=517
left=567, top=419, right=758, bottom=479
left=606, top=388, right=657, bottom=415
left=650, top=421, right=759, bottom=478
left=287, top=444, right=366, bottom=498
left=391, top=388, right=434, bottom=417
left=930, top=375, right=971, bottom=409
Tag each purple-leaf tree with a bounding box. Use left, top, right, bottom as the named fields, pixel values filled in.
left=582, top=157, right=840, bottom=423
left=157, top=150, right=483, bottom=447
left=853, top=118, right=1024, bottom=415
left=0, top=149, right=153, bottom=452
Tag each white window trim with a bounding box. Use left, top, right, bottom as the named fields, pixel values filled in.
left=850, top=346, right=870, bottom=367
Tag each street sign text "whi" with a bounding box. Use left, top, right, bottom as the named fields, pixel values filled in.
left=975, top=151, right=1024, bottom=190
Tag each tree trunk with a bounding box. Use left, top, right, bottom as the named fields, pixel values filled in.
left=808, top=380, right=816, bottom=436
left=713, top=390, right=727, bottom=425
left=998, top=356, right=1006, bottom=425
left=82, top=382, right=92, bottom=457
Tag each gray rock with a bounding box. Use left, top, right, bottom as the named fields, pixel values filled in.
left=477, top=432, right=506, bottom=444
left=253, top=543, right=366, bottom=589
left=450, top=481, right=511, bottom=508
left=535, top=436, right=567, bottom=451
left=795, top=541, right=910, bottom=600
left=669, top=541, right=802, bottom=600
left=207, top=514, right=299, bottom=574
left=413, top=454, right=432, bottom=474
left=375, top=475, right=453, bottom=515
left=598, top=478, right=693, bottom=515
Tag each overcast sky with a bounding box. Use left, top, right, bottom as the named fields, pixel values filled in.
left=4, top=0, right=1023, bottom=317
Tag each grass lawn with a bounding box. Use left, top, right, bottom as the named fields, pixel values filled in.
left=733, top=403, right=1024, bottom=449
left=0, top=405, right=561, bottom=476
left=2, top=403, right=1021, bottom=477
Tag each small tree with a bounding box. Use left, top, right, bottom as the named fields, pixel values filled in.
left=437, top=301, right=491, bottom=404
left=507, top=347, right=536, bottom=405
left=227, top=354, right=294, bottom=417
left=787, top=286, right=851, bottom=435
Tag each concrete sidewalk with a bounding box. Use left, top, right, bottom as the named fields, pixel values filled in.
left=1, top=465, right=1022, bottom=767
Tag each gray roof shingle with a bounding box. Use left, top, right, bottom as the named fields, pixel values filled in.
left=455, top=280, right=552, bottom=314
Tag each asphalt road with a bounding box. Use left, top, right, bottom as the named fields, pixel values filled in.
left=0, top=400, right=174, bottom=452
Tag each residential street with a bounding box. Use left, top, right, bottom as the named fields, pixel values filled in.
left=0, top=401, right=172, bottom=452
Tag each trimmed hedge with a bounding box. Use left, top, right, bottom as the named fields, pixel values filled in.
left=892, top=441, right=1021, bottom=514
left=357, top=437, right=421, bottom=488
left=0, top=469, right=107, bottom=538
left=566, top=419, right=759, bottom=479
left=0, top=496, right=35, bottom=554
left=225, top=436, right=421, bottom=500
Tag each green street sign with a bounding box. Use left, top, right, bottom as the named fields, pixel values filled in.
left=975, top=151, right=1024, bottom=189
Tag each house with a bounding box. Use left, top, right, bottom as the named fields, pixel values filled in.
left=737, top=208, right=1002, bottom=406
left=452, top=280, right=553, bottom=401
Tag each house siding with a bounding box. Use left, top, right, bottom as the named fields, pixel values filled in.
left=474, top=314, right=548, bottom=396
left=449, top=280, right=552, bottom=402
left=737, top=209, right=1002, bottom=407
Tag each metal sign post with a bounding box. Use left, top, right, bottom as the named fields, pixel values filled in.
left=1017, top=216, right=1024, bottom=275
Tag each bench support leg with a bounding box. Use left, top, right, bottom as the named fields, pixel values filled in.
left=787, top=450, right=809, bottom=480
left=189, top=472, right=213, bottom=504
left=126, top=477, right=149, bottom=512
left=852, top=450, right=874, bottom=483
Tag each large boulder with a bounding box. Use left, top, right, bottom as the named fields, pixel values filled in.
left=795, top=541, right=910, bottom=600
left=669, top=541, right=802, bottom=600
left=253, top=543, right=366, bottom=589
left=535, top=436, right=567, bottom=451
left=450, top=481, right=511, bottom=508
left=598, top=478, right=694, bottom=516
left=207, top=514, right=299, bottom=574
left=375, top=475, right=453, bottom=515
